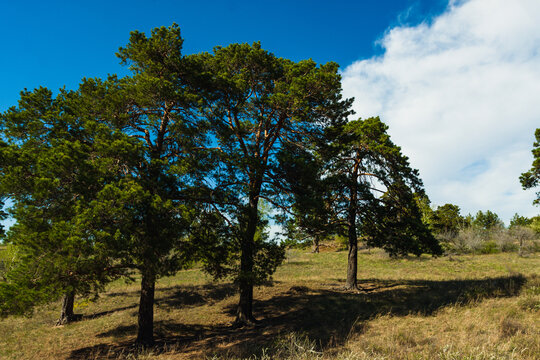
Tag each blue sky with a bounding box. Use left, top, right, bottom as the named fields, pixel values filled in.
left=0, top=0, right=447, bottom=111
left=2, top=0, right=540, bottom=225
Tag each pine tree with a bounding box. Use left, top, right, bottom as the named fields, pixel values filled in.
left=194, top=42, right=353, bottom=325
left=0, top=87, right=125, bottom=322
left=75, top=24, right=209, bottom=345
left=289, top=117, right=441, bottom=290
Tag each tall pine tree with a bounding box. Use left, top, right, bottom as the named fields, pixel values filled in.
left=77, top=24, right=209, bottom=346
left=195, top=42, right=353, bottom=325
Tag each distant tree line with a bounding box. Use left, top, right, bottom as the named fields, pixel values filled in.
left=410, top=195, right=539, bottom=256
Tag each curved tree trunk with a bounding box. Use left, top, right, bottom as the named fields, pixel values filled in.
left=56, top=291, right=76, bottom=325
left=136, top=268, right=156, bottom=346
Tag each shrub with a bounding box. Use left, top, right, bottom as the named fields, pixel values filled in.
left=449, top=228, right=484, bottom=254
left=529, top=240, right=540, bottom=253
left=478, top=241, right=500, bottom=254
left=442, top=227, right=540, bottom=255
left=509, top=226, right=538, bottom=256
left=492, top=229, right=518, bottom=252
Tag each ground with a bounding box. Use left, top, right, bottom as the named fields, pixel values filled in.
left=1, top=247, right=539, bottom=359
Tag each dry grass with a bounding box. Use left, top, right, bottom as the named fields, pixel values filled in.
left=1, top=248, right=539, bottom=359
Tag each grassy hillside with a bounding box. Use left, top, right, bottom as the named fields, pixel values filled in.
left=1, top=248, right=539, bottom=359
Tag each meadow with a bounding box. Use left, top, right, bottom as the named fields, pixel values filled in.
left=1, top=245, right=539, bottom=360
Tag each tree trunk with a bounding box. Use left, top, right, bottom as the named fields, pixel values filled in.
left=56, top=291, right=76, bottom=325
left=312, top=236, right=320, bottom=253
left=346, top=218, right=358, bottom=290
left=235, top=191, right=260, bottom=326
left=236, top=276, right=256, bottom=325
left=136, top=268, right=156, bottom=346
left=345, top=164, right=359, bottom=290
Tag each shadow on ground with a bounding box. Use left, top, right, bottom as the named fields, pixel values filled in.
left=156, top=283, right=237, bottom=308
left=68, top=274, right=526, bottom=359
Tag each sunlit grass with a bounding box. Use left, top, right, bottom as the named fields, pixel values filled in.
left=1, top=247, right=539, bottom=359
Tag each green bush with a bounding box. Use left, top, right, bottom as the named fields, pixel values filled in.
left=499, top=242, right=518, bottom=253
left=478, top=241, right=500, bottom=254
left=334, top=234, right=348, bottom=250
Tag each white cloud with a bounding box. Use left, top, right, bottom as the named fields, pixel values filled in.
left=342, top=0, right=540, bottom=223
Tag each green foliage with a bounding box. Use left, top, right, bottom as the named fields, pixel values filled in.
left=0, top=87, right=126, bottom=317
left=531, top=216, right=540, bottom=234
left=327, top=117, right=442, bottom=257
left=508, top=214, right=540, bottom=235
left=509, top=213, right=532, bottom=228
left=463, top=213, right=474, bottom=228
left=479, top=241, right=500, bottom=254
left=432, top=204, right=465, bottom=236
left=190, top=210, right=286, bottom=286
left=278, top=145, right=336, bottom=251
left=520, top=128, right=540, bottom=204
left=414, top=194, right=435, bottom=228
left=472, top=210, right=504, bottom=230
left=0, top=244, right=18, bottom=280
left=191, top=40, right=352, bottom=319
left=0, top=282, right=52, bottom=318
left=417, top=202, right=468, bottom=253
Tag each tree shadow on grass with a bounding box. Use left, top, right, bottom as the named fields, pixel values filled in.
left=82, top=304, right=139, bottom=320
left=251, top=275, right=526, bottom=350
left=155, top=281, right=278, bottom=309
left=106, top=290, right=138, bottom=297
left=156, top=283, right=237, bottom=308
left=67, top=274, right=526, bottom=359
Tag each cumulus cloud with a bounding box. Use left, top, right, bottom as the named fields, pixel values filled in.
left=342, top=0, right=540, bottom=222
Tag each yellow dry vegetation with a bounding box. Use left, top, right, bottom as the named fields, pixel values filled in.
left=1, top=248, right=539, bottom=359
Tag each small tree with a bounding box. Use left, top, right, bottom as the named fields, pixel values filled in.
left=509, top=213, right=532, bottom=228
left=472, top=210, right=504, bottom=230
left=432, top=204, right=464, bottom=236
left=510, top=226, right=536, bottom=256
left=309, top=117, right=441, bottom=290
